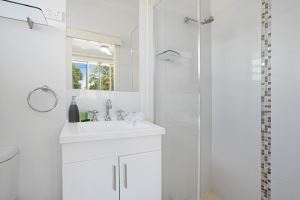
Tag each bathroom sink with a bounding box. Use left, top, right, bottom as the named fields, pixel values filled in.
left=60, top=121, right=165, bottom=144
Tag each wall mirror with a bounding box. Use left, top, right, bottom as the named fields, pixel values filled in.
left=66, top=0, right=139, bottom=92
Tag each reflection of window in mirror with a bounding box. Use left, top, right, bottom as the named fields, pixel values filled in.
left=71, top=38, right=115, bottom=91
left=72, top=61, right=114, bottom=91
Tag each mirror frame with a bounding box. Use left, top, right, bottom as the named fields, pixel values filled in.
left=139, top=0, right=160, bottom=122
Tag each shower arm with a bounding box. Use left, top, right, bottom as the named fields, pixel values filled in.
left=184, top=16, right=214, bottom=25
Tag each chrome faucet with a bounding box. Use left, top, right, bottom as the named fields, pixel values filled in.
left=105, top=99, right=112, bottom=121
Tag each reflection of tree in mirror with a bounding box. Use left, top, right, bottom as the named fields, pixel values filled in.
left=89, top=65, right=101, bottom=90
left=111, top=66, right=114, bottom=90
left=72, top=61, right=114, bottom=91
left=88, top=65, right=113, bottom=91
left=72, top=64, right=83, bottom=89
left=101, top=65, right=111, bottom=91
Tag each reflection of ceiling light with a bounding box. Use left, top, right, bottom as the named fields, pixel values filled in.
left=88, top=41, right=99, bottom=45
left=100, top=45, right=112, bottom=55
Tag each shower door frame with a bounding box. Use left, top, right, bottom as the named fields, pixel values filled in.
left=152, top=0, right=204, bottom=199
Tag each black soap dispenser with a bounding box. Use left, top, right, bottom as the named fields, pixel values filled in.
left=68, top=96, right=80, bottom=123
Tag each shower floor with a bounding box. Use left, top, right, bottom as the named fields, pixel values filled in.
left=201, top=192, right=222, bottom=200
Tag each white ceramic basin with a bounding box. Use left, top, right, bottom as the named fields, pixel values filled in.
left=60, top=121, right=165, bottom=144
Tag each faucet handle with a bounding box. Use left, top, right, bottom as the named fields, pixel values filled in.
left=89, top=110, right=99, bottom=114
left=116, top=110, right=125, bottom=121
left=88, top=110, right=99, bottom=121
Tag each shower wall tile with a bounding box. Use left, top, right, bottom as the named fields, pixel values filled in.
left=200, top=0, right=213, bottom=195
left=211, top=0, right=261, bottom=199
left=272, top=0, right=300, bottom=200
left=212, top=0, right=300, bottom=199
left=261, top=0, right=272, bottom=200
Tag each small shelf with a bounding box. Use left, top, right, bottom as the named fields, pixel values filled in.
left=0, top=0, right=48, bottom=29
left=156, top=50, right=181, bottom=62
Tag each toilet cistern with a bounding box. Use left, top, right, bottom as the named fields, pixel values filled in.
left=105, top=99, right=112, bottom=121
left=0, top=146, right=19, bottom=200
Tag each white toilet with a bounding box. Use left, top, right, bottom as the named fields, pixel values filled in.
left=0, top=146, right=18, bottom=200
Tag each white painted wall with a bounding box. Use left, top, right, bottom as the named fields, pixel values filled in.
left=0, top=1, right=66, bottom=200
left=272, top=0, right=300, bottom=199
left=67, top=0, right=139, bottom=92
left=211, top=0, right=261, bottom=199
left=0, top=1, right=141, bottom=200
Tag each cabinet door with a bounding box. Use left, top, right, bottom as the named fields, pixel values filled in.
left=63, top=157, right=119, bottom=200
left=119, top=151, right=161, bottom=200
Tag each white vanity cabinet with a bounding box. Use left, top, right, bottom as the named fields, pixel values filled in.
left=63, top=157, right=119, bottom=200
left=119, top=151, right=161, bottom=200
left=60, top=121, right=165, bottom=200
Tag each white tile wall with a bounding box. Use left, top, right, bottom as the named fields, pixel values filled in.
left=66, top=90, right=140, bottom=120
left=211, top=0, right=261, bottom=199
left=272, top=0, right=300, bottom=199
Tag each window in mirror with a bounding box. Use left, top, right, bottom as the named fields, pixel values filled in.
left=72, top=60, right=115, bottom=91
left=71, top=38, right=115, bottom=91
left=72, top=61, right=87, bottom=89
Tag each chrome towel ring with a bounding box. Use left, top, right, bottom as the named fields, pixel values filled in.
left=27, top=85, right=58, bottom=113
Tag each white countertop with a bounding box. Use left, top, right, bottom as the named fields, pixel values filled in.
left=60, top=121, right=165, bottom=144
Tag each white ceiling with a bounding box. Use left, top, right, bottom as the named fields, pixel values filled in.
left=72, top=38, right=115, bottom=60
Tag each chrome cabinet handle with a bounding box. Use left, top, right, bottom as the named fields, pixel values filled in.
left=112, top=165, right=117, bottom=191
left=123, top=164, right=128, bottom=189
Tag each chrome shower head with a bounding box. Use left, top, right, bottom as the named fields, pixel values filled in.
left=200, top=16, right=214, bottom=25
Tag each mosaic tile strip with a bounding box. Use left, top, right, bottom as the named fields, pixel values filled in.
left=261, top=0, right=272, bottom=200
